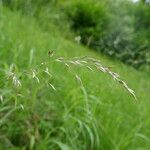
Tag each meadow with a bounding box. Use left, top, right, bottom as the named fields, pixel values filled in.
left=0, top=1, right=150, bottom=150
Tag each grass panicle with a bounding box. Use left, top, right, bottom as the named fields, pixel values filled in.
left=55, top=56, right=137, bottom=100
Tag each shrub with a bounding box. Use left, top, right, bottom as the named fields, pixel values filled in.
left=66, top=0, right=150, bottom=69
left=66, top=0, right=109, bottom=46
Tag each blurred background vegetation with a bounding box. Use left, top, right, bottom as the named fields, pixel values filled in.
left=1, top=0, right=150, bottom=69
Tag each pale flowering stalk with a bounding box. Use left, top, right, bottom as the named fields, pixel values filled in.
left=6, top=64, right=21, bottom=87
left=4, top=54, right=136, bottom=101
left=55, top=56, right=137, bottom=100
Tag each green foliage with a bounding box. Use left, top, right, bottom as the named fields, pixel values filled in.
left=0, top=3, right=150, bottom=150
left=65, top=0, right=150, bottom=69
left=66, top=0, right=109, bottom=46
left=99, top=1, right=150, bottom=68
left=1, top=0, right=57, bottom=16
left=1, top=0, right=150, bottom=69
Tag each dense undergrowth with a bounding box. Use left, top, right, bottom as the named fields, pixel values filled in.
left=0, top=1, right=150, bottom=150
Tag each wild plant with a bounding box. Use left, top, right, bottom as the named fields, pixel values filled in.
left=1, top=52, right=137, bottom=108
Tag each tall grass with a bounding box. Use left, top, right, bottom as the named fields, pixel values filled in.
left=0, top=6, right=150, bottom=150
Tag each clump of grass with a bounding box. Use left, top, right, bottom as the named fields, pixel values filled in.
left=3, top=53, right=136, bottom=104
left=0, top=52, right=137, bottom=149
left=0, top=52, right=136, bottom=134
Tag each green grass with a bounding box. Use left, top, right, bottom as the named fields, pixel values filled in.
left=0, top=7, right=150, bottom=150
